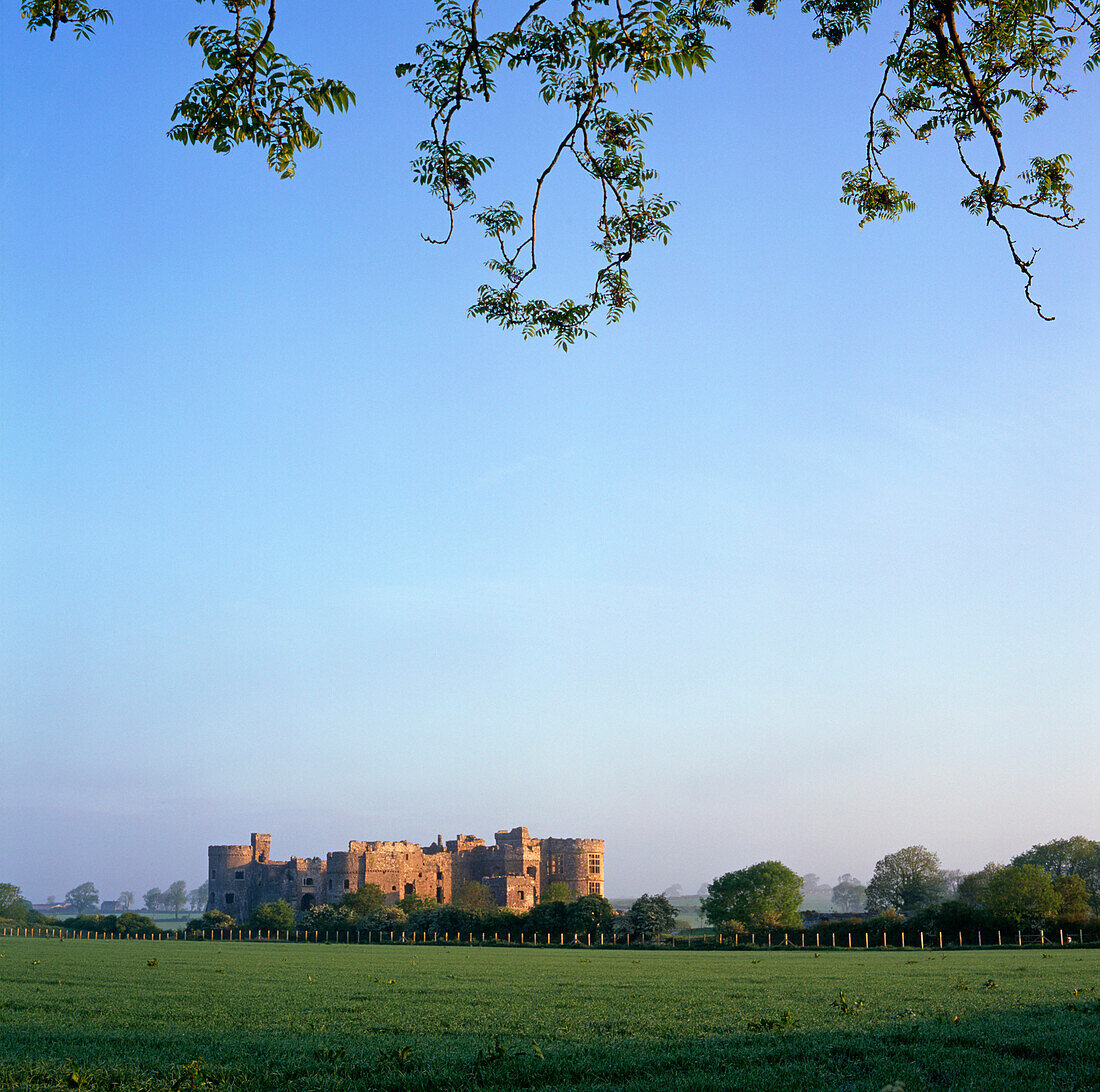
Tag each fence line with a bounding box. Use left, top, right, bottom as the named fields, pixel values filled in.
left=2, top=923, right=1096, bottom=948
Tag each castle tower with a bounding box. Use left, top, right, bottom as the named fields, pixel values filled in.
left=207, top=840, right=256, bottom=916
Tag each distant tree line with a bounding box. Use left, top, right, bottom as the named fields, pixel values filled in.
left=0, top=878, right=211, bottom=926
left=698, top=836, right=1099, bottom=934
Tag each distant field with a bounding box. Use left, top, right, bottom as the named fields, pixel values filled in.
left=1, top=937, right=1097, bottom=1090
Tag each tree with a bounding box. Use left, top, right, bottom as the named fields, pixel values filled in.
left=700, top=861, right=803, bottom=929
left=1052, top=875, right=1091, bottom=921
left=65, top=882, right=100, bottom=914
left=955, top=863, right=1004, bottom=906
left=21, top=1, right=1098, bottom=345
left=831, top=878, right=867, bottom=913
left=627, top=893, right=679, bottom=935
left=982, top=863, right=1061, bottom=928
left=565, top=894, right=616, bottom=936
left=188, top=882, right=209, bottom=913
left=164, top=880, right=189, bottom=919
left=452, top=881, right=495, bottom=912
left=864, top=847, right=947, bottom=915
left=1012, top=836, right=1100, bottom=908
left=250, top=899, right=295, bottom=930
left=340, top=883, right=386, bottom=916
left=397, top=891, right=433, bottom=914
left=543, top=882, right=576, bottom=904
left=117, top=890, right=134, bottom=912
left=143, top=888, right=162, bottom=913
left=0, top=883, right=27, bottom=920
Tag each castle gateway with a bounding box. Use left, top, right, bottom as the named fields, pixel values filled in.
left=208, top=828, right=604, bottom=918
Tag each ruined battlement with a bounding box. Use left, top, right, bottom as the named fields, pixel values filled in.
left=208, top=827, right=604, bottom=921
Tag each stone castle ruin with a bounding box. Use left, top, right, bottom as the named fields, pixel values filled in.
left=208, top=828, right=604, bottom=919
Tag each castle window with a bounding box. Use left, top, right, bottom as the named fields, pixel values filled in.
left=210, top=871, right=216, bottom=881
left=344, top=879, right=350, bottom=890
left=548, top=855, right=562, bottom=875
left=518, top=890, right=525, bottom=901
left=588, top=855, right=601, bottom=875
left=303, top=877, right=313, bottom=886
left=588, top=882, right=602, bottom=896
left=225, top=892, right=234, bottom=905
left=327, top=879, right=332, bottom=890
left=235, top=871, right=244, bottom=880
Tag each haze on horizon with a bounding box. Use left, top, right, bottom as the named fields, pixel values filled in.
left=2, top=9, right=1098, bottom=907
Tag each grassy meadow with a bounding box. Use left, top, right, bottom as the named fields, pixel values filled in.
left=1, top=936, right=1097, bottom=1090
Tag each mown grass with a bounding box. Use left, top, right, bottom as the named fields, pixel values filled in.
left=1, top=937, right=1097, bottom=1090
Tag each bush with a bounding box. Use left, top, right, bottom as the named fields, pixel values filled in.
left=116, top=912, right=158, bottom=934
left=185, top=910, right=237, bottom=933
left=250, top=900, right=295, bottom=931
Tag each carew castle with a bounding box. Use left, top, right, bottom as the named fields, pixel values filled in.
left=209, top=828, right=604, bottom=919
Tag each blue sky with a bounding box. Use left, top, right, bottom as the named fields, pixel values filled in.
left=2, top=4, right=1098, bottom=903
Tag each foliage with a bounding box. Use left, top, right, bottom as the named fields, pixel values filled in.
left=0, top=883, right=27, bottom=919
left=185, top=909, right=237, bottom=932
left=117, top=891, right=135, bottom=912
left=700, top=861, right=803, bottom=929
left=55, top=913, right=170, bottom=935
left=956, top=863, right=1004, bottom=906
left=115, top=912, right=158, bottom=935
left=22, top=0, right=1100, bottom=344
left=19, top=0, right=110, bottom=41
left=188, top=882, right=209, bottom=912
left=405, top=904, right=493, bottom=936
left=397, top=892, right=434, bottom=915
left=1012, top=836, right=1100, bottom=908
left=628, top=893, right=679, bottom=935
left=865, top=846, right=946, bottom=914
left=564, top=894, right=616, bottom=936
left=543, top=882, right=576, bottom=904
left=164, top=880, right=189, bottom=918
left=981, top=864, right=1061, bottom=928
left=1052, top=875, right=1091, bottom=921
left=166, top=1, right=355, bottom=179
left=249, top=898, right=295, bottom=930
left=452, top=881, right=496, bottom=912
left=831, top=878, right=867, bottom=913
left=349, top=906, right=409, bottom=933
left=340, top=883, right=387, bottom=916
left=143, top=887, right=162, bottom=913
left=526, top=897, right=570, bottom=934
left=65, top=882, right=100, bottom=914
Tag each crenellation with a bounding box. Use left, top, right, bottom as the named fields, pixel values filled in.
left=207, top=827, right=604, bottom=920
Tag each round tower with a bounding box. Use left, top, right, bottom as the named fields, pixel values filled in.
left=208, top=842, right=254, bottom=919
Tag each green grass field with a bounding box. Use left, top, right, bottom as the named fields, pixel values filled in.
left=1, top=937, right=1097, bottom=1090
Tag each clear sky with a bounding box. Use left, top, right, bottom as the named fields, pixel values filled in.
left=2, top=4, right=1098, bottom=904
